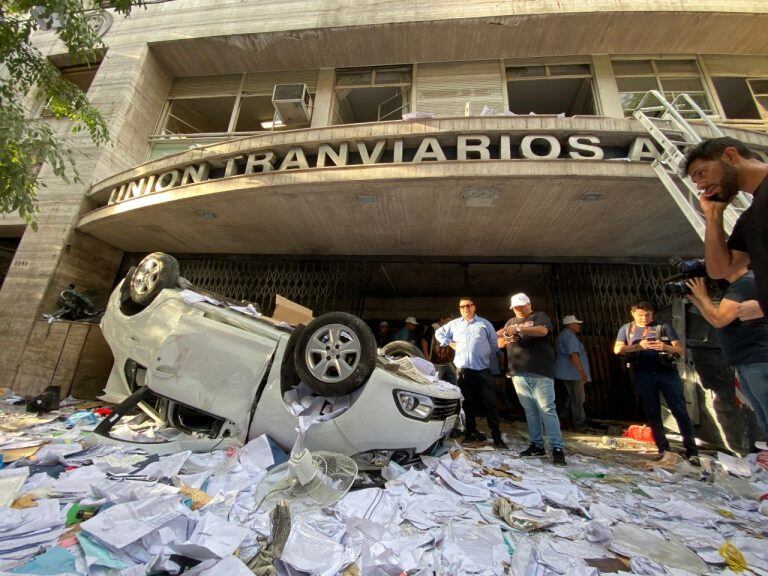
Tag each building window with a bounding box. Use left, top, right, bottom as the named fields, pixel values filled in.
left=163, top=96, right=237, bottom=134
left=711, top=77, right=768, bottom=120
left=612, top=59, right=713, bottom=117
left=157, top=72, right=318, bottom=137
left=332, top=66, right=411, bottom=125
left=40, top=60, right=102, bottom=117
left=505, top=63, right=595, bottom=115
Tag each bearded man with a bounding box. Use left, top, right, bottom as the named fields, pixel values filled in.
left=684, top=138, right=768, bottom=321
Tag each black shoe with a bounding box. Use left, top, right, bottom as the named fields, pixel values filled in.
left=654, top=450, right=667, bottom=461
left=463, top=430, right=486, bottom=443
left=493, top=439, right=508, bottom=449
left=686, top=454, right=701, bottom=467
left=552, top=447, right=567, bottom=466
left=519, top=443, right=546, bottom=457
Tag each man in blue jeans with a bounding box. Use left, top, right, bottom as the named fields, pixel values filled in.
left=498, top=293, right=566, bottom=466
left=613, top=301, right=700, bottom=465
left=686, top=269, right=768, bottom=440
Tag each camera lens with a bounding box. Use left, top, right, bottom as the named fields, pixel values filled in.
left=664, top=281, right=690, bottom=296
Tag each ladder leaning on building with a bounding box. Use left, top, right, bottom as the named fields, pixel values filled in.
left=633, top=90, right=753, bottom=241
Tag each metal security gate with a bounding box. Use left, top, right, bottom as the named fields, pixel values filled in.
left=120, top=254, right=367, bottom=316
left=548, top=262, right=674, bottom=420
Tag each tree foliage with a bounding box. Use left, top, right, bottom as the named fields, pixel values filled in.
left=0, top=1, right=141, bottom=228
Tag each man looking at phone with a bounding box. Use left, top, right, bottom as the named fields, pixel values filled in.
left=613, top=302, right=700, bottom=465
left=684, top=137, right=768, bottom=322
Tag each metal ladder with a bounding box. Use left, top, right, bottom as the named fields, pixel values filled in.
left=632, top=90, right=751, bottom=240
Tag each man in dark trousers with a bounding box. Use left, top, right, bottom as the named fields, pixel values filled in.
left=684, top=137, right=768, bottom=321
left=686, top=270, right=768, bottom=439
left=435, top=297, right=506, bottom=448
left=499, top=293, right=566, bottom=466
left=613, top=301, right=700, bottom=465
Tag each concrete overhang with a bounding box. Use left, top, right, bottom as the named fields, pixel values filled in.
left=77, top=116, right=767, bottom=259
left=147, top=9, right=768, bottom=76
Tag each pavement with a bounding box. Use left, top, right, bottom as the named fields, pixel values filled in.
left=1, top=397, right=767, bottom=575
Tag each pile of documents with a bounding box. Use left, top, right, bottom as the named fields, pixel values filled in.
left=1, top=401, right=767, bottom=575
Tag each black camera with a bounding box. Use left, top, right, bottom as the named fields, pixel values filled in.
left=664, top=258, right=707, bottom=296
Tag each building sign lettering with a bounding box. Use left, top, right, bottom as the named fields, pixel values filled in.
left=107, top=133, right=660, bottom=205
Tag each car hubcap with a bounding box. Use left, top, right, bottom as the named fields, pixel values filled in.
left=133, top=258, right=161, bottom=295
left=305, top=323, right=362, bottom=383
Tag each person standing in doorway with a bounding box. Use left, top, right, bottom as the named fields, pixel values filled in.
left=613, top=301, right=700, bottom=465
left=555, top=315, right=591, bottom=433
left=499, top=293, right=566, bottom=466
left=435, top=297, right=506, bottom=448
left=429, top=311, right=457, bottom=385
left=375, top=321, right=393, bottom=348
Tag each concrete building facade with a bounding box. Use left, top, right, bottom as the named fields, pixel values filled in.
left=3, top=1, right=768, bottom=423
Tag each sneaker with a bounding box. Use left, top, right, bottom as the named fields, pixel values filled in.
left=493, top=438, right=509, bottom=450
left=519, top=444, right=546, bottom=457
left=552, top=447, right=567, bottom=466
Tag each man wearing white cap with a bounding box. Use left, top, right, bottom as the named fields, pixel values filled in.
left=394, top=317, right=421, bottom=347
left=555, top=315, right=591, bottom=432
left=498, top=293, right=566, bottom=465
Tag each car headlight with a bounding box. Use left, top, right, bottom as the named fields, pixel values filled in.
left=394, top=390, right=434, bottom=420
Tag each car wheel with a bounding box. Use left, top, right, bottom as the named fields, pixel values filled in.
left=380, top=340, right=425, bottom=360
left=129, top=252, right=180, bottom=306
left=294, top=312, right=376, bottom=396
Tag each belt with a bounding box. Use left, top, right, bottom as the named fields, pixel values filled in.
left=459, top=367, right=488, bottom=373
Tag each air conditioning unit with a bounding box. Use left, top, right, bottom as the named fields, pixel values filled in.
left=271, top=84, right=313, bottom=127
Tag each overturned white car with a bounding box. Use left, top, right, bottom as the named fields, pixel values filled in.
left=95, top=253, right=461, bottom=468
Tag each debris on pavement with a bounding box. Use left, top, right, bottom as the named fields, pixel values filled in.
left=1, top=397, right=767, bottom=575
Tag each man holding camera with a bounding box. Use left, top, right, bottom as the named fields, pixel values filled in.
left=684, top=137, right=768, bottom=322
left=685, top=270, right=768, bottom=438
left=613, top=302, right=700, bottom=465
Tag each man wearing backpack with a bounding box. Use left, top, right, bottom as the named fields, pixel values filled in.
left=613, top=301, right=700, bottom=465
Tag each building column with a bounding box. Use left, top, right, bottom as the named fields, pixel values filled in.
left=592, top=55, right=624, bottom=118
left=0, top=44, right=172, bottom=392
left=311, top=68, right=336, bottom=128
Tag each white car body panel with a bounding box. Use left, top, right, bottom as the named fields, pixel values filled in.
left=99, top=279, right=462, bottom=460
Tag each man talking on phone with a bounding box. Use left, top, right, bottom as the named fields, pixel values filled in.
left=684, top=137, right=768, bottom=322
left=613, top=301, right=700, bottom=465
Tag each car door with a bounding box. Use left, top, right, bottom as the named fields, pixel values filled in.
left=147, top=313, right=279, bottom=436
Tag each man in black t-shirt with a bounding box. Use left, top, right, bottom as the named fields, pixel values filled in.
left=614, top=301, right=699, bottom=464
left=684, top=137, right=768, bottom=321
left=497, top=292, right=566, bottom=466
left=686, top=270, right=768, bottom=438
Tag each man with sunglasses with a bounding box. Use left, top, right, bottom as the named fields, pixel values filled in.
left=684, top=137, right=768, bottom=322
left=435, top=297, right=506, bottom=448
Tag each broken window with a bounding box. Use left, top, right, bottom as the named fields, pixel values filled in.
left=711, top=77, right=763, bottom=120
left=162, top=96, right=237, bottom=135
left=332, top=66, right=411, bottom=124
left=612, top=59, right=713, bottom=117
left=506, top=63, right=595, bottom=115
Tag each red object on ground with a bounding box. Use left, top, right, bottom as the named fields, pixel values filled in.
left=623, top=424, right=655, bottom=443
left=93, top=408, right=112, bottom=417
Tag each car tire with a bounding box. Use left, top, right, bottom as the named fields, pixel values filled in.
left=129, top=253, right=180, bottom=306
left=380, top=340, right=425, bottom=360
left=294, top=312, right=376, bottom=396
